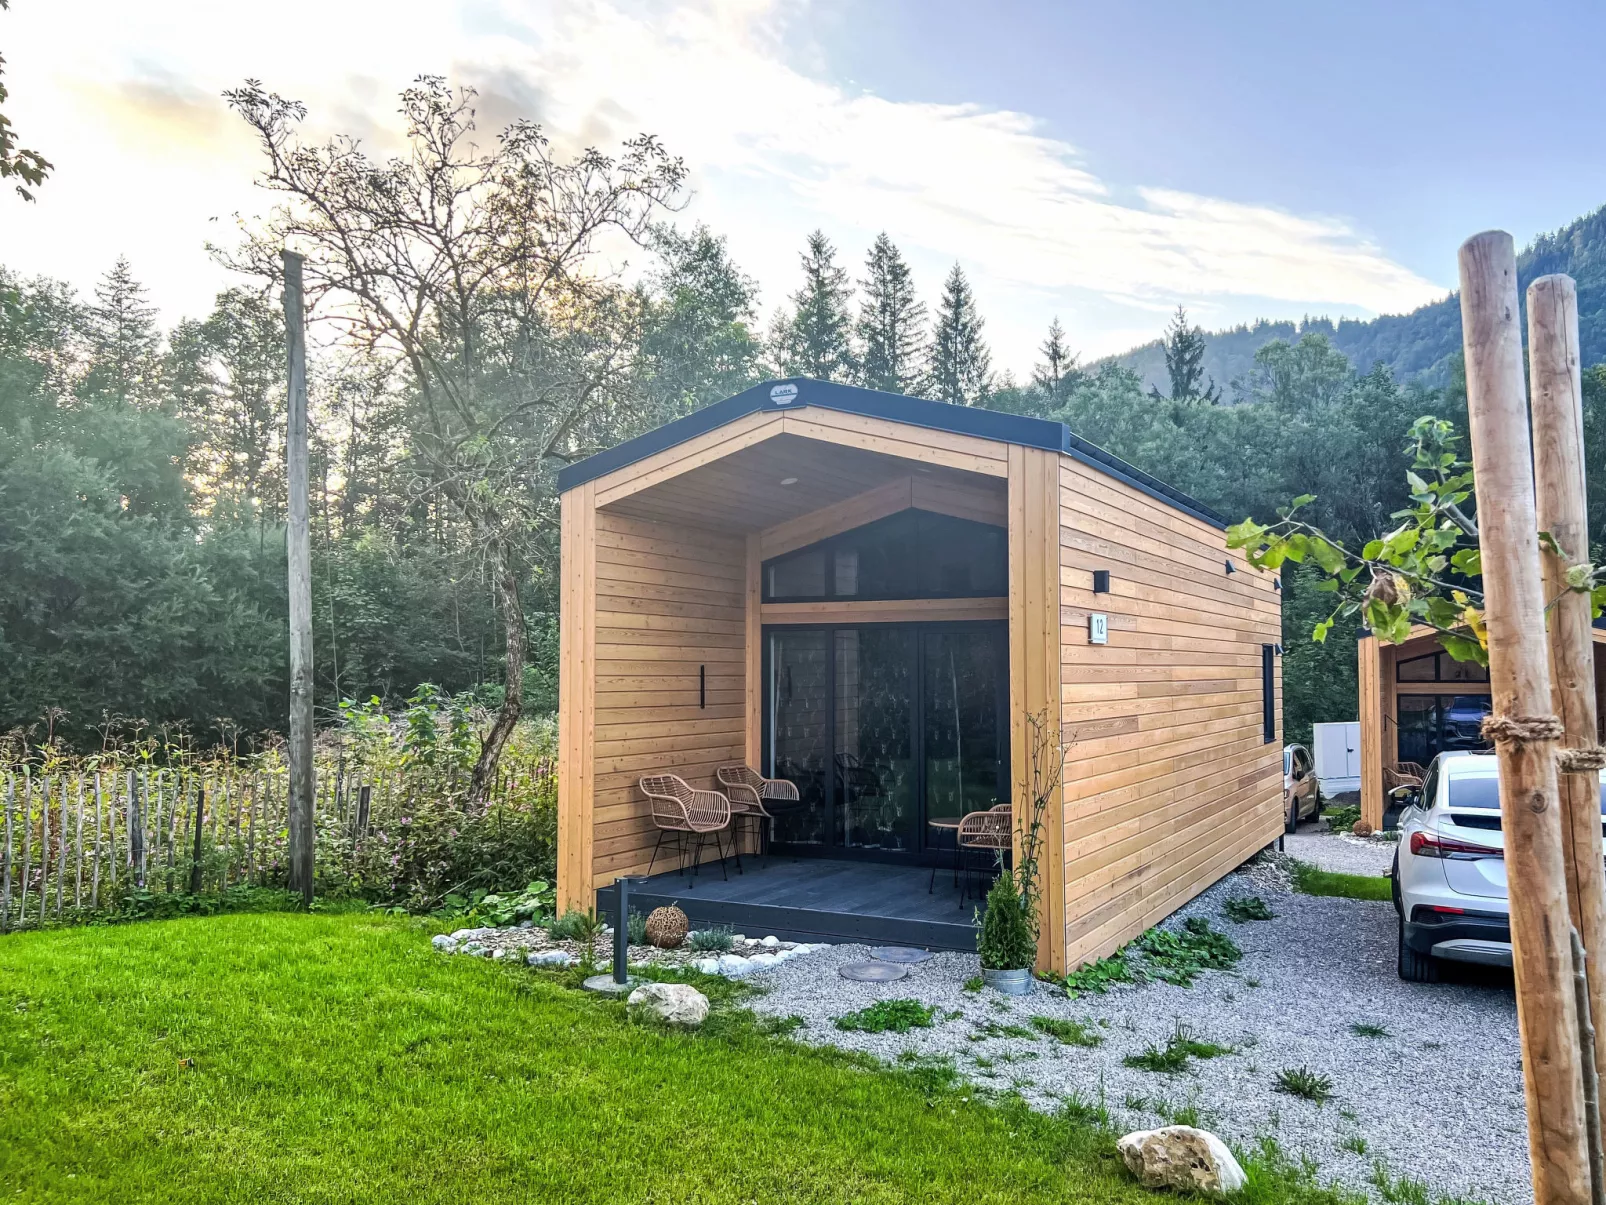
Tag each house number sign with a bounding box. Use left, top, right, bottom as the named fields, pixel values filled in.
left=1089, top=613, right=1108, bottom=645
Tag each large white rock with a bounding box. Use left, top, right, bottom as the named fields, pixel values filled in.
left=527, top=949, right=573, bottom=967
left=626, top=982, right=710, bottom=1027
left=432, top=934, right=459, bottom=953
left=760, top=935, right=780, bottom=947
left=717, top=954, right=753, bottom=977
left=1117, top=1127, right=1245, bottom=1196
left=747, top=952, right=779, bottom=969
left=693, top=957, right=722, bottom=974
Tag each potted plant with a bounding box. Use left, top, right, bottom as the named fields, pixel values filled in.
left=975, top=710, right=1067, bottom=996
left=977, top=869, right=1036, bottom=994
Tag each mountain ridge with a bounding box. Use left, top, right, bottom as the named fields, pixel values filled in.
left=1107, top=203, right=1606, bottom=395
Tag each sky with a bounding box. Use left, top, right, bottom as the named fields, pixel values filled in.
left=4, top=0, right=1605, bottom=375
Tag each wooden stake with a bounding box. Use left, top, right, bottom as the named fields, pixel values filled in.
left=2, top=774, right=13, bottom=933
left=19, top=770, right=30, bottom=923
left=1532, top=274, right=1606, bottom=1153
left=54, top=775, right=66, bottom=919
left=74, top=775, right=84, bottom=910
left=284, top=249, right=316, bottom=907
left=1461, top=230, right=1591, bottom=1205
left=91, top=772, right=103, bottom=909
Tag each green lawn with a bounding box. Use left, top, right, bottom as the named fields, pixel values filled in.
left=0, top=913, right=1347, bottom=1204
left=1289, top=860, right=1395, bottom=902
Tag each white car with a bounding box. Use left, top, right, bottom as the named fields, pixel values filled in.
left=1393, top=751, right=1513, bottom=982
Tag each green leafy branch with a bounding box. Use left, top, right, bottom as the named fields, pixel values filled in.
left=1227, top=417, right=1606, bottom=664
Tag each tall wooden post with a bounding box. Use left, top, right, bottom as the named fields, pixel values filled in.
left=283, top=250, right=315, bottom=907
left=1531, top=272, right=1606, bottom=1145
left=1460, top=231, right=1590, bottom=1205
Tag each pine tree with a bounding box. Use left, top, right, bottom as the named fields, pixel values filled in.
left=856, top=232, right=925, bottom=394
left=772, top=230, right=855, bottom=381
left=926, top=263, right=991, bottom=405
left=87, top=257, right=161, bottom=407
left=1154, top=305, right=1220, bottom=404
left=1033, top=316, right=1077, bottom=394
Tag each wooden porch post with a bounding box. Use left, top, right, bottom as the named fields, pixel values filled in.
left=1358, top=635, right=1384, bottom=832
left=1530, top=272, right=1606, bottom=1146
left=1461, top=231, right=1590, bottom=1205
left=1008, top=445, right=1065, bottom=974
left=557, top=483, right=598, bottom=915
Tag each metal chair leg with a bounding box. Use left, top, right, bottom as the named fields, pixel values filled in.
left=729, top=821, right=744, bottom=876
left=646, top=830, right=666, bottom=879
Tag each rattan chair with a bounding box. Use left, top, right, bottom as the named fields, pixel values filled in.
left=1384, top=761, right=1427, bottom=792
left=716, top=765, right=800, bottom=860
left=957, top=803, right=1014, bottom=905
left=639, top=774, right=734, bottom=882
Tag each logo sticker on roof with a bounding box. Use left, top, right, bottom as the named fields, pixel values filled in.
left=769, top=383, right=799, bottom=405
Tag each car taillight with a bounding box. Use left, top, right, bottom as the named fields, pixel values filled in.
left=1410, top=830, right=1501, bottom=859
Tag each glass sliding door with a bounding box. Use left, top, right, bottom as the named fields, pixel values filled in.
left=922, top=626, right=1007, bottom=826
left=769, top=629, right=831, bottom=845
left=835, top=627, right=917, bottom=852
left=765, top=621, right=1007, bottom=863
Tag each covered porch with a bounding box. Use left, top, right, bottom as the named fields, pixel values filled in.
left=557, top=381, right=1062, bottom=955
left=1358, top=623, right=1606, bottom=830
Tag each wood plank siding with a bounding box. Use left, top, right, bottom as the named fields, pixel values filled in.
left=1057, top=457, right=1283, bottom=968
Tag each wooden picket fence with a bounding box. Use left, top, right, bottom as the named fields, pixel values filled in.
left=0, top=757, right=555, bottom=933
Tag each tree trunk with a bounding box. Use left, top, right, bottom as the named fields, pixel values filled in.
left=471, top=535, right=525, bottom=800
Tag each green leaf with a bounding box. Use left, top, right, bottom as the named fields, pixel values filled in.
left=1362, top=539, right=1384, bottom=561
left=1308, top=536, right=1346, bottom=575
left=1440, top=634, right=1487, bottom=666
left=1314, top=577, right=1340, bottom=593
left=1225, top=519, right=1266, bottom=549
left=1289, top=493, right=1317, bottom=510
left=1312, top=618, right=1333, bottom=643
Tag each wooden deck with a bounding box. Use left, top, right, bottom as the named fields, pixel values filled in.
left=601, top=856, right=982, bottom=951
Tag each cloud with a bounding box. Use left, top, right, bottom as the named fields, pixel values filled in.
left=0, top=0, right=1446, bottom=367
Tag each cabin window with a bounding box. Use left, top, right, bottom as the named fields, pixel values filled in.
left=1262, top=644, right=1276, bottom=743
left=763, top=509, right=1007, bottom=603
left=1395, top=651, right=1489, bottom=683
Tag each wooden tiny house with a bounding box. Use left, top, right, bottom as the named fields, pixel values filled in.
left=1357, top=622, right=1606, bottom=832
left=556, top=379, right=1283, bottom=973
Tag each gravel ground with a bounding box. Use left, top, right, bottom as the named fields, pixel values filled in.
left=1284, top=825, right=1398, bottom=876
left=743, top=859, right=1526, bottom=1205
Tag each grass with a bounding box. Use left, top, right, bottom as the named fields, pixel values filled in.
left=1339, top=1135, right=1369, bottom=1155
left=1274, top=1066, right=1335, bottom=1103
left=970, top=1019, right=1036, bottom=1041
left=962, top=975, right=985, bottom=993
left=1223, top=895, right=1276, bottom=923
left=1029, top=1016, right=1103, bottom=1048
left=1289, top=861, right=1394, bottom=902
left=835, top=999, right=938, bottom=1034
left=0, top=912, right=1387, bottom=1205
left=1122, top=1022, right=1234, bottom=1074
left=1349, top=1021, right=1390, bottom=1039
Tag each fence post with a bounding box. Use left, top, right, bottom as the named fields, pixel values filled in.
left=189, top=780, right=205, bottom=895
left=1461, top=229, right=1592, bottom=1205
left=19, top=769, right=32, bottom=924
left=91, top=772, right=103, bottom=910
left=40, top=775, right=51, bottom=926
left=73, top=775, right=84, bottom=911
left=2, top=773, right=13, bottom=933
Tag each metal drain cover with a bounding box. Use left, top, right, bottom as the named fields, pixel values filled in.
left=870, top=946, right=935, bottom=964
left=838, top=960, right=910, bottom=983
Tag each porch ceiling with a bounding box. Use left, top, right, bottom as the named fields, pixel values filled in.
left=600, top=432, right=997, bottom=535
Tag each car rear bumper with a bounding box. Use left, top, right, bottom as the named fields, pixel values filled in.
left=1405, top=906, right=1511, bottom=964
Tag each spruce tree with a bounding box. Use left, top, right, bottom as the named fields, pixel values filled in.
left=87, top=257, right=161, bottom=407
left=856, top=232, right=925, bottom=394
left=1154, top=305, right=1221, bottom=404
left=925, top=263, right=991, bottom=405
left=1033, top=316, right=1077, bottom=395
left=772, top=230, right=855, bottom=381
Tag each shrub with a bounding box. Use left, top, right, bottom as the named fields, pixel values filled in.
left=1136, top=918, right=1241, bottom=985
left=627, top=909, right=648, bottom=946
left=977, top=871, right=1036, bottom=971
left=962, top=975, right=985, bottom=993
left=834, top=999, right=936, bottom=1034
left=460, top=881, right=554, bottom=928
left=1325, top=804, right=1362, bottom=833
left=548, top=909, right=604, bottom=944
left=687, top=925, right=735, bottom=952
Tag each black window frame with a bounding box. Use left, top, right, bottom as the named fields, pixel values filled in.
left=761, top=508, right=1008, bottom=604
left=1262, top=644, right=1276, bottom=744
left=1395, top=650, right=1490, bottom=684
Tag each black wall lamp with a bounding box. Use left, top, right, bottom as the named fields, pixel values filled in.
left=1092, top=569, right=1110, bottom=594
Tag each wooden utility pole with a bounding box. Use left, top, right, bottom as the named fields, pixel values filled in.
left=283, top=250, right=315, bottom=908
left=1531, top=272, right=1606, bottom=1140
left=1460, top=231, right=1591, bottom=1205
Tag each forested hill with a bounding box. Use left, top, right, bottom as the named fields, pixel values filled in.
left=1112, top=202, right=1606, bottom=394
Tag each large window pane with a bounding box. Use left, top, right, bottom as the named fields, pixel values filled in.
left=769, top=630, right=830, bottom=844
left=835, top=628, right=917, bottom=851
left=762, top=508, right=1006, bottom=602
left=922, top=628, right=1006, bottom=825
left=767, top=550, right=826, bottom=600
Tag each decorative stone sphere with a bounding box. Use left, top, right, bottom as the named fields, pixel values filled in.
left=644, top=905, right=689, bottom=949
left=1352, top=820, right=1375, bottom=837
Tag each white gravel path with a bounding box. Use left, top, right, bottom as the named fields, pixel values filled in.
left=1284, top=825, right=1398, bottom=876
left=741, top=859, right=1525, bottom=1205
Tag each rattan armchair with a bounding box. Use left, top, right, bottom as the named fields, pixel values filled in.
left=1383, top=761, right=1427, bottom=792
left=716, top=765, right=800, bottom=860
left=956, top=803, right=1014, bottom=905
left=639, top=774, right=735, bottom=882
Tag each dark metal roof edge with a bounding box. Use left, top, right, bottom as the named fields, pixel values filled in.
left=556, top=377, right=1225, bottom=529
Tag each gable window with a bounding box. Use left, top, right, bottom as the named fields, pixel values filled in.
left=1395, top=651, right=1490, bottom=683
left=763, top=509, right=1007, bottom=603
